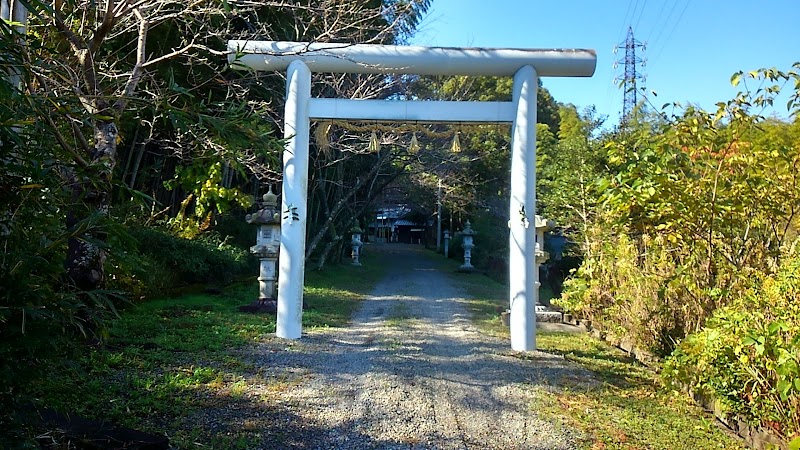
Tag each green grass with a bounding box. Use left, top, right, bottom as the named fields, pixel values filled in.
left=28, top=246, right=747, bottom=449
left=28, top=251, right=391, bottom=449
left=422, top=247, right=745, bottom=450
left=385, top=301, right=415, bottom=327
left=302, top=254, right=388, bottom=329
left=531, top=333, right=745, bottom=449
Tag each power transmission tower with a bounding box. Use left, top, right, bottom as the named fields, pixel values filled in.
left=614, top=26, right=646, bottom=121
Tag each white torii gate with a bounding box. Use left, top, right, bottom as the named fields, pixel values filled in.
left=2, top=0, right=28, bottom=90
left=228, top=40, right=596, bottom=351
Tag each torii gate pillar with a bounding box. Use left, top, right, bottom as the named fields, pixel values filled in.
left=228, top=41, right=596, bottom=350
left=276, top=60, right=311, bottom=339
left=508, top=65, right=538, bottom=351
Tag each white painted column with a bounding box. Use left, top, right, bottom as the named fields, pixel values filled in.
left=508, top=65, right=538, bottom=352
left=1, top=1, right=28, bottom=29
left=2, top=0, right=28, bottom=91
left=276, top=60, right=311, bottom=339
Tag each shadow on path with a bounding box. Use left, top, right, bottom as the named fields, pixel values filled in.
left=242, top=244, right=590, bottom=449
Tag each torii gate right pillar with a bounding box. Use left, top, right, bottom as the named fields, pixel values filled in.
left=509, top=65, right=538, bottom=352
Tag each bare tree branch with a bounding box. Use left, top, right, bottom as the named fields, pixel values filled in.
left=89, top=0, right=119, bottom=53
left=114, top=7, right=146, bottom=112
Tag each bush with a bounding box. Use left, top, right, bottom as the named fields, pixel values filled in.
left=557, top=71, right=800, bottom=357
left=557, top=225, right=694, bottom=356
left=0, top=34, right=128, bottom=443
left=111, top=226, right=255, bottom=297
left=210, top=212, right=257, bottom=250
left=468, top=213, right=509, bottom=279
left=663, top=244, right=800, bottom=440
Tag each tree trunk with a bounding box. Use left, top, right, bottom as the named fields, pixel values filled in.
left=315, top=234, right=343, bottom=271
left=305, top=154, right=387, bottom=261
left=128, top=142, right=146, bottom=189
left=120, top=123, right=140, bottom=186
left=65, top=120, right=117, bottom=291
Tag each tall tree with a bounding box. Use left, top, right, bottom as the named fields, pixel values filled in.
left=537, top=104, right=606, bottom=234
left=13, top=0, right=434, bottom=287
left=17, top=0, right=227, bottom=289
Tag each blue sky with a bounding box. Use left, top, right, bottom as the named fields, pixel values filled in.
left=411, top=0, right=799, bottom=125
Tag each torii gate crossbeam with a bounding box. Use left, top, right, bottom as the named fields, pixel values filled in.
left=228, top=41, right=596, bottom=351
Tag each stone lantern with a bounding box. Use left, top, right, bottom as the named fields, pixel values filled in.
left=350, top=224, right=364, bottom=266
left=458, top=220, right=476, bottom=272
left=245, top=187, right=281, bottom=308
left=534, top=215, right=555, bottom=265
left=534, top=215, right=562, bottom=322
left=443, top=229, right=451, bottom=258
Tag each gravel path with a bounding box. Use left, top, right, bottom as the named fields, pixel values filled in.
left=245, top=244, right=589, bottom=449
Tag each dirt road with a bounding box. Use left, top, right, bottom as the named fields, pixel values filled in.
left=247, top=244, right=586, bottom=449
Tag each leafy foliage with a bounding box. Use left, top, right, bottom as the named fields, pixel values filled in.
left=398, top=74, right=567, bottom=280
left=558, top=64, right=800, bottom=356
left=663, top=245, right=800, bottom=440
left=554, top=63, right=800, bottom=446
left=112, top=225, right=255, bottom=297
left=0, top=20, right=127, bottom=446
left=448, top=254, right=744, bottom=450
left=537, top=104, right=606, bottom=235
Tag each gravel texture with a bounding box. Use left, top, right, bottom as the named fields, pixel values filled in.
left=236, top=244, right=592, bottom=449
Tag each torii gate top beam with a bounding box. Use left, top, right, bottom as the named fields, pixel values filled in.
left=228, top=41, right=596, bottom=78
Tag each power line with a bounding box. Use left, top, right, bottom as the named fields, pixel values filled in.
left=645, top=0, right=669, bottom=45
left=629, top=0, right=641, bottom=32
left=648, top=0, right=680, bottom=51
left=618, top=0, right=636, bottom=42
left=649, top=0, right=690, bottom=71
left=633, top=0, right=649, bottom=34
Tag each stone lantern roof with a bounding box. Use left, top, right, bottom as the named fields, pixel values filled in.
left=534, top=215, right=555, bottom=231
left=246, top=187, right=280, bottom=225
left=461, top=220, right=476, bottom=236
left=263, top=186, right=278, bottom=207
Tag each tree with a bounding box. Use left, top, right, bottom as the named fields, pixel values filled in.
left=558, top=63, right=800, bottom=355
left=13, top=0, right=434, bottom=287
left=17, top=1, right=222, bottom=289
left=403, top=74, right=562, bottom=212
left=537, top=104, right=605, bottom=234
left=1, top=1, right=434, bottom=442
left=261, top=1, right=433, bottom=266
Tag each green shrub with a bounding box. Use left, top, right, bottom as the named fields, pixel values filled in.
left=113, top=226, right=255, bottom=297
left=663, top=244, right=800, bottom=440
left=211, top=212, right=259, bottom=250
left=557, top=225, right=693, bottom=356
left=558, top=66, right=800, bottom=360
left=468, top=213, right=509, bottom=280
left=0, top=31, right=133, bottom=443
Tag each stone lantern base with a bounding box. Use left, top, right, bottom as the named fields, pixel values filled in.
left=456, top=264, right=476, bottom=273
left=535, top=305, right=563, bottom=323
left=238, top=300, right=277, bottom=314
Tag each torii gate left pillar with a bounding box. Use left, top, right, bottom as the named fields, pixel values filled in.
left=277, top=60, right=312, bottom=339
left=229, top=41, right=596, bottom=350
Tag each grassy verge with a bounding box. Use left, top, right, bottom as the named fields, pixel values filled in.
left=28, top=251, right=390, bottom=449
left=426, top=248, right=745, bottom=450
left=528, top=333, right=744, bottom=449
